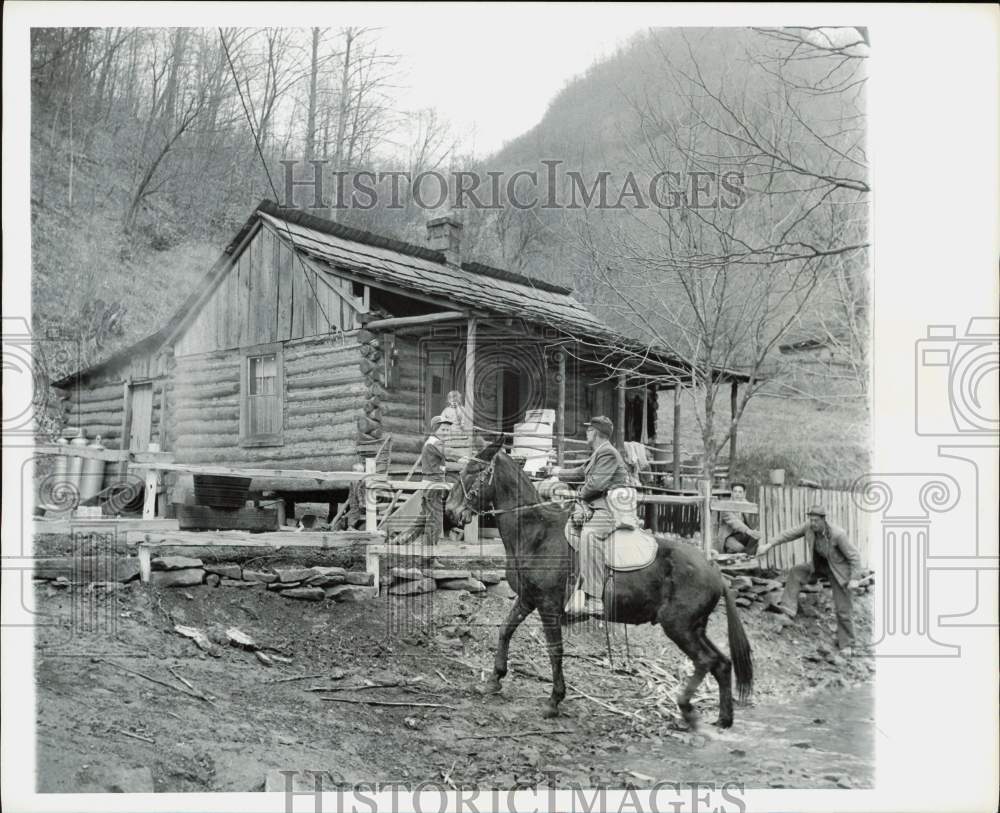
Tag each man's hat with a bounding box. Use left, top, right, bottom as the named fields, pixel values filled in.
left=806, top=504, right=827, bottom=517
left=584, top=415, right=614, bottom=436
left=429, top=415, right=452, bottom=431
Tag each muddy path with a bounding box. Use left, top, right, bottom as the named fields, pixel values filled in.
left=34, top=574, right=874, bottom=792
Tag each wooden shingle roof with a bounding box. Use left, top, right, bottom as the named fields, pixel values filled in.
left=257, top=205, right=613, bottom=338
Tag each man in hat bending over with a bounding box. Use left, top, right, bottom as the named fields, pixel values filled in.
left=547, top=416, right=628, bottom=617
left=758, top=504, right=863, bottom=655
left=419, top=415, right=452, bottom=545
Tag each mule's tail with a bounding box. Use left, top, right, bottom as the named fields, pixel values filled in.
left=722, top=585, right=754, bottom=702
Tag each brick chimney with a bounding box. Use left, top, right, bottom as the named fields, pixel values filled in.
left=426, top=215, right=463, bottom=266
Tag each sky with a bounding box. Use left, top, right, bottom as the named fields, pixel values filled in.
left=377, top=18, right=649, bottom=157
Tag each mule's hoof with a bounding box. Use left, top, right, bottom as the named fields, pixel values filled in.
left=542, top=703, right=560, bottom=719
left=480, top=678, right=503, bottom=696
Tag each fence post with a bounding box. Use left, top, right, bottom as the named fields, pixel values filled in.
left=700, top=478, right=713, bottom=557
left=364, top=457, right=377, bottom=532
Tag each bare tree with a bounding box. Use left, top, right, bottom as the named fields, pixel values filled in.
left=566, top=27, right=869, bottom=479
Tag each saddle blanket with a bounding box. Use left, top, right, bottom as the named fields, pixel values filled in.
left=604, top=528, right=659, bottom=571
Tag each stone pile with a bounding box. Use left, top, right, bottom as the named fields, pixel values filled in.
left=147, top=558, right=377, bottom=601
left=721, top=568, right=875, bottom=609
left=384, top=567, right=513, bottom=598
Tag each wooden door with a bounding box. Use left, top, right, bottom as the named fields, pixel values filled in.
left=128, top=383, right=154, bottom=451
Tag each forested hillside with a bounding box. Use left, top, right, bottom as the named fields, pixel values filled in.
left=31, top=26, right=870, bottom=466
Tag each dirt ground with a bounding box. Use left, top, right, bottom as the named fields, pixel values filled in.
left=33, top=541, right=875, bottom=793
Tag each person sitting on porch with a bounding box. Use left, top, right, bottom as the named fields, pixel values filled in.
left=546, top=415, right=628, bottom=618
left=757, top=504, right=863, bottom=656
left=719, top=481, right=761, bottom=555
left=419, top=415, right=452, bottom=545
left=439, top=390, right=471, bottom=457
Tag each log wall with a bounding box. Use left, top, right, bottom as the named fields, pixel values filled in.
left=170, top=333, right=366, bottom=471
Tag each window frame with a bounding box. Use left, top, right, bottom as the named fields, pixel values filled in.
left=240, top=342, right=284, bottom=447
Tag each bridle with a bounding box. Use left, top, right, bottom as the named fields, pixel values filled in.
left=455, top=453, right=576, bottom=518
left=457, top=456, right=498, bottom=516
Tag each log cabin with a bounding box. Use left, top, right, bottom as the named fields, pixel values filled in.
left=53, top=200, right=748, bottom=512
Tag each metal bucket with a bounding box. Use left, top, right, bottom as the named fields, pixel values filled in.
left=65, top=429, right=88, bottom=505
left=79, top=435, right=107, bottom=503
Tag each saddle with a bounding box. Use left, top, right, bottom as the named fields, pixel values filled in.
left=603, top=528, right=658, bottom=571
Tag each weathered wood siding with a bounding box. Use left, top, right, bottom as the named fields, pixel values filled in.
left=60, top=351, right=169, bottom=450
left=379, top=333, right=426, bottom=465
left=174, top=224, right=365, bottom=357
left=170, top=334, right=365, bottom=470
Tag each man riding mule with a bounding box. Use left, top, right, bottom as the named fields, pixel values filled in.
left=445, top=435, right=753, bottom=727
left=545, top=415, right=629, bottom=618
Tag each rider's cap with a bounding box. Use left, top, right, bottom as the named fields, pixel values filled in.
left=584, top=416, right=614, bottom=437
left=430, top=415, right=453, bottom=432
left=806, top=504, right=827, bottom=517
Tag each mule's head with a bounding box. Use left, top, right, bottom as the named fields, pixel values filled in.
left=446, top=434, right=505, bottom=526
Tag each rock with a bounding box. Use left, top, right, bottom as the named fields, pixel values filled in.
left=390, top=567, right=424, bottom=581
left=256, top=651, right=274, bottom=667
left=344, top=571, right=374, bottom=586
left=325, top=584, right=375, bottom=602
left=487, top=582, right=517, bottom=599
left=75, top=765, right=154, bottom=793
left=150, top=569, right=205, bottom=588
left=281, top=587, right=326, bottom=601
left=427, top=569, right=471, bottom=580
left=34, top=556, right=141, bottom=583
left=151, top=556, right=204, bottom=571
left=730, top=576, right=753, bottom=591
left=734, top=596, right=752, bottom=608
left=306, top=566, right=348, bottom=587
left=204, top=563, right=242, bottom=579
left=115, top=558, right=142, bottom=583
left=267, top=581, right=301, bottom=591
left=472, top=570, right=503, bottom=585
left=389, top=577, right=436, bottom=596
left=438, top=578, right=486, bottom=592
left=220, top=578, right=258, bottom=587
left=274, top=567, right=317, bottom=584
left=242, top=569, right=278, bottom=584
left=226, top=627, right=258, bottom=648
left=205, top=573, right=222, bottom=587
left=174, top=624, right=221, bottom=656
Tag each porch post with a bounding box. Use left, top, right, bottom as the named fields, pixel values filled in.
left=729, top=379, right=739, bottom=469
left=465, top=317, right=476, bottom=435
left=640, top=384, right=649, bottom=445
left=557, top=349, right=566, bottom=466
left=672, top=387, right=682, bottom=488
left=616, top=371, right=626, bottom=451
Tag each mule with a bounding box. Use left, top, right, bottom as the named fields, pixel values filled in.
left=445, top=435, right=753, bottom=727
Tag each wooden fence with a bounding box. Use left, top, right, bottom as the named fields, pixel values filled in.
left=755, top=485, right=870, bottom=570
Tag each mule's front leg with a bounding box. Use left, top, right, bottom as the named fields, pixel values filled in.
left=539, top=609, right=566, bottom=718
left=483, top=598, right=533, bottom=695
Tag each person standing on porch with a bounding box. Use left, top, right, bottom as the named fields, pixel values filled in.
left=419, top=415, right=452, bottom=545
left=547, top=415, right=628, bottom=617
left=758, top=504, right=863, bottom=656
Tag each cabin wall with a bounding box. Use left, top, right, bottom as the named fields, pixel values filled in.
left=174, top=223, right=365, bottom=357
left=378, top=332, right=427, bottom=466
left=60, top=352, right=168, bottom=450
left=170, top=333, right=366, bottom=470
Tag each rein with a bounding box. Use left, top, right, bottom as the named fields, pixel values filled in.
left=458, top=455, right=576, bottom=517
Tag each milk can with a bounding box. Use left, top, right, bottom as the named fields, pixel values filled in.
left=65, top=428, right=88, bottom=504
left=79, top=435, right=107, bottom=504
